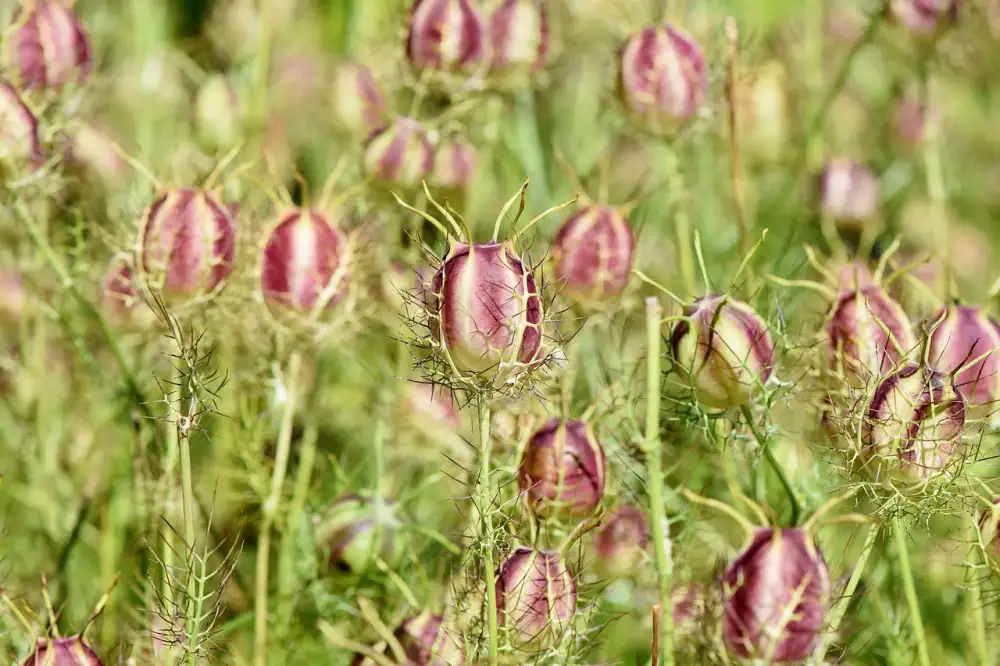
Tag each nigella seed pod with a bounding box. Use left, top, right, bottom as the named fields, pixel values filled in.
left=316, top=493, right=404, bottom=575
left=889, top=0, right=958, bottom=37
left=670, top=295, right=774, bottom=410
left=818, top=160, right=880, bottom=228
left=102, top=255, right=141, bottom=316
left=259, top=209, right=349, bottom=314
left=496, top=547, right=576, bottom=646
left=864, top=364, right=966, bottom=483
left=893, top=94, right=939, bottom=146
left=393, top=612, right=465, bottom=666
left=722, top=528, right=830, bottom=663
left=927, top=304, right=1000, bottom=410
left=21, top=636, right=103, bottom=666
left=518, top=418, right=606, bottom=517
left=407, top=0, right=485, bottom=72
left=137, top=189, right=236, bottom=303
left=617, top=24, right=707, bottom=135
left=430, top=134, right=477, bottom=189
left=550, top=204, right=635, bottom=310
left=826, top=286, right=915, bottom=386
left=831, top=260, right=874, bottom=292
left=593, top=505, right=649, bottom=579
left=733, top=60, right=789, bottom=163
left=364, top=117, right=435, bottom=188
left=331, top=62, right=387, bottom=136
left=3, top=1, right=91, bottom=90
left=488, top=0, right=549, bottom=77
left=978, top=499, right=1000, bottom=563
left=64, top=121, right=127, bottom=188
left=429, top=240, right=543, bottom=378
left=0, top=80, right=42, bottom=169
left=194, top=74, right=243, bottom=152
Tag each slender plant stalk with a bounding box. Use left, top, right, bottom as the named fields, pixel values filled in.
left=662, top=148, right=696, bottom=298
left=645, top=297, right=674, bottom=666
left=723, top=18, right=749, bottom=257
left=162, top=402, right=180, bottom=608
left=178, top=413, right=198, bottom=665
left=892, top=515, right=930, bottom=666
left=478, top=398, right=499, bottom=666
left=966, top=514, right=989, bottom=666
left=824, top=523, right=880, bottom=655
left=254, top=351, right=303, bottom=666
left=739, top=404, right=801, bottom=525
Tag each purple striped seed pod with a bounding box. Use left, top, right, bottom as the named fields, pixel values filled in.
left=889, top=0, right=958, bottom=37
left=194, top=74, right=242, bottom=152
left=670, top=295, right=774, bottom=410
left=3, top=1, right=91, bottom=90
left=315, top=494, right=404, bottom=575
left=0, top=80, right=43, bottom=168
left=927, top=304, right=1000, bottom=411
left=64, top=121, right=127, bottom=187
left=406, top=0, right=485, bottom=72
left=671, top=583, right=708, bottom=642
left=864, top=364, right=966, bottom=483
left=496, top=547, right=576, bottom=647
left=488, top=0, right=549, bottom=77
left=722, top=528, right=830, bottom=664
left=137, top=189, right=236, bottom=303
left=831, top=261, right=874, bottom=292
left=616, top=24, right=707, bottom=135
left=893, top=94, right=939, bottom=146
left=430, top=134, right=477, bottom=189
left=978, top=499, right=1000, bottom=563
left=428, top=240, right=544, bottom=378
left=20, top=636, right=103, bottom=666
left=364, top=117, right=435, bottom=188
left=551, top=203, right=635, bottom=310
left=393, top=612, right=465, bottom=666
left=826, top=286, right=915, bottom=387
left=518, top=418, right=606, bottom=517
left=331, top=62, right=387, bottom=136
left=259, top=209, right=349, bottom=314
left=818, top=160, right=880, bottom=228
left=102, top=255, right=140, bottom=316
left=593, top=505, right=649, bottom=579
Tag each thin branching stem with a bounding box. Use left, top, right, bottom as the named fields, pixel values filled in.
left=893, top=514, right=930, bottom=666
left=478, top=397, right=499, bottom=666
left=823, top=523, right=880, bottom=655
left=739, top=404, right=801, bottom=526
left=966, top=514, right=989, bottom=666
left=662, top=147, right=696, bottom=298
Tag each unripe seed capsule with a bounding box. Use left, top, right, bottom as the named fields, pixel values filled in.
left=889, top=0, right=958, bottom=37
left=364, top=117, right=435, bottom=188
left=488, top=0, right=549, bottom=77
left=3, top=1, right=91, bottom=90
left=927, top=303, right=1000, bottom=410
left=64, top=121, right=128, bottom=187
left=593, top=505, right=649, bottom=579
left=194, top=74, right=243, bottom=152
left=430, top=134, right=477, bottom=190
left=331, top=62, right=387, bottom=136
left=551, top=204, right=635, bottom=311
left=518, top=417, right=606, bottom=517
left=0, top=80, right=42, bottom=168
left=406, top=0, right=485, bottom=72
left=826, top=286, right=915, bottom=386
left=393, top=611, right=465, bottom=666
left=21, top=636, right=103, bottom=666
left=496, top=547, right=576, bottom=646
left=722, top=528, right=830, bottom=663
left=316, top=493, right=404, bottom=575
left=670, top=295, right=774, bottom=410
left=102, top=255, right=141, bottom=316
left=818, top=159, right=880, bottom=228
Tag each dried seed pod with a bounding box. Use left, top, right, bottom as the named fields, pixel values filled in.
left=722, top=528, right=830, bottom=663
left=0, top=80, right=42, bottom=168
left=670, top=295, right=774, bottom=409
left=21, top=636, right=103, bottom=666
left=364, top=117, right=435, bottom=188
left=864, top=364, right=966, bottom=483
left=488, top=0, right=549, bottom=77
left=518, top=417, right=606, bottom=517
left=194, top=74, right=243, bottom=151
left=550, top=203, right=635, bottom=310
left=393, top=611, right=465, bottom=666
left=428, top=240, right=544, bottom=379
left=259, top=208, right=349, bottom=314
left=430, top=134, right=477, bottom=189
left=927, top=303, right=1000, bottom=411
left=331, top=62, right=387, bottom=136
left=593, top=505, right=649, bottom=579
left=496, top=547, right=576, bottom=646
left=316, top=493, right=404, bottom=575
left=818, top=160, right=880, bottom=229
left=3, top=1, right=91, bottom=90
left=889, top=0, right=958, bottom=37
left=137, top=189, right=237, bottom=303
left=406, top=0, right=485, bottom=72
left=826, top=286, right=915, bottom=386
left=617, top=24, right=707, bottom=135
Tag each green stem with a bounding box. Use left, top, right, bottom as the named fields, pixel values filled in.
left=825, top=524, right=880, bottom=653
left=893, top=515, right=930, bottom=666
left=162, top=401, right=179, bottom=608
left=967, top=514, right=989, bottom=666
left=662, top=147, right=696, bottom=298
left=478, top=399, right=499, bottom=666
left=254, top=351, right=303, bottom=666
left=645, top=297, right=674, bottom=666
left=179, top=421, right=198, bottom=665
left=739, top=404, right=800, bottom=526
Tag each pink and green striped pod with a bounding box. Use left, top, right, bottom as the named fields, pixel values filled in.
left=518, top=417, right=606, bottom=517
left=487, top=0, right=549, bottom=77
left=550, top=203, right=635, bottom=310
left=818, top=159, right=880, bottom=228
left=331, top=62, right=387, bottom=136
left=137, top=189, right=236, bottom=303
left=363, top=117, right=435, bottom=188
left=430, top=133, right=477, bottom=189
left=825, top=286, right=915, bottom=387
left=3, top=1, right=91, bottom=90
left=0, top=80, right=42, bottom=168
left=393, top=612, right=465, bottom=666
left=316, top=493, right=404, bottom=575
left=428, top=240, right=544, bottom=379
left=830, top=260, right=874, bottom=291
left=722, top=528, right=830, bottom=663
left=406, top=0, right=485, bottom=72
left=927, top=303, right=1000, bottom=412
left=259, top=209, right=349, bottom=314
left=495, top=547, right=576, bottom=646
left=20, top=636, right=103, bottom=666
left=670, top=295, right=775, bottom=410
left=593, top=505, right=649, bottom=579
left=616, top=24, right=707, bottom=135
left=864, top=364, right=966, bottom=483
left=889, top=0, right=958, bottom=37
